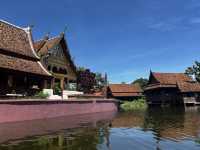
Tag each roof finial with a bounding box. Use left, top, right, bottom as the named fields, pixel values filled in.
left=30, top=24, right=34, bottom=28
left=63, top=25, right=68, bottom=34
left=26, top=24, right=34, bottom=33
left=61, top=25, right=68, bottom=37
left=44, top=32, right=50, bottom=40
left=104, top=72, right=108, bottom=86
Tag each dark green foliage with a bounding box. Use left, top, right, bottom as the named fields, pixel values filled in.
left=185, top=61, right=200, bottom=82
left=77, top=68, right=96, bottom=93
left=132, top=78, right=148, bottom=89
left=195, top=138, right=200, bottom=144
left=54, top=83, right=61, bottom=95
left=77, top=67, right=107, bottom=93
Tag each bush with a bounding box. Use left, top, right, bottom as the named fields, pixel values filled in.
left=120, top=98, right=147, bottom=111
left=35, top=91, right=49, bottom=99
left=54, top=83, right=62, bottom=95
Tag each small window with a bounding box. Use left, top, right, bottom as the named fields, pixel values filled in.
left=48, top=65, right=51, bottom=71
left=52, top=67, right=58, bottom=73
left=64, top=69, right=68, bottom=74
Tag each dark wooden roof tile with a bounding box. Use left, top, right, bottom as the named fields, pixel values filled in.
left=0, top=20, right=51, bottom=76
left=0, top=20, right=38, bottom=59
left=0, top=53, right=50, bottom=76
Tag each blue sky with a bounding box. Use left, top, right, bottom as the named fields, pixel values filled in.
left=1, top=0, right=200, bottom=83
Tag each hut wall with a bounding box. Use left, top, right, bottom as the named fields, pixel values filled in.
left=145, top=88, right=183, bottom=105
left=182, top=92, right=200, bottom=103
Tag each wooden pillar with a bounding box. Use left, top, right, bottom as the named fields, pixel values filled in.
left=8, top=75, right=13, bottom=88
left=58, top=134, right=64, bottom=147
left=8, top=75, right=13, bottom=94
left=43, top=79, right=47, bottom=89
left=51, top=78, right=55, bottom=89
left=60, top=78, right=64, bottom=91
left=64, top=78, right=69, bottom=90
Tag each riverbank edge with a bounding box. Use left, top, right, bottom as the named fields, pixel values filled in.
left=0, top=99, right=119, bottom=123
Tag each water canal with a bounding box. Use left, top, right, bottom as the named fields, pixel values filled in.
left=0, top=107, right=200, bottom=150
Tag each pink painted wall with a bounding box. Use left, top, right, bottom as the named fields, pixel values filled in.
left=0, top=100, right=118, bottom=123
left=0, top=111, right=117, bottom=143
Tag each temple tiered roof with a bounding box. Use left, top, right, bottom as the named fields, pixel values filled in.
left=0, top=20, right=51, bottom=76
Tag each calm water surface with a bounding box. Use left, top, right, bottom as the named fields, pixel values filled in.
left=0, top=107, right=200, bottom=150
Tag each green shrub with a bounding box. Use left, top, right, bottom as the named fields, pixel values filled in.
left=195, top=138, right=200, bottom=144
left=120, top=98, right=147, bottom=111
left=54, top=83, right=62, bottom=95
left=35, top=91, right=49, bottom=99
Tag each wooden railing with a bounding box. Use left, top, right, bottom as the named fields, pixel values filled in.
left=183, top=97, right=196, bottom=103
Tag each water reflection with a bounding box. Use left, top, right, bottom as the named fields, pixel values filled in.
left=144, top=107, right=186, bottom=140
left=0, top=122, right=111, bottom=150
left=0, top=107, right=200, bottom=150
left=145, top=107, right=200, bottom=141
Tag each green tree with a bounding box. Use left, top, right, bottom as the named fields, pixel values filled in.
left=185, top=61, right=200, bottom=82
left=77, top=68, right=96, bottom=93
left=77, top=66, right=86, bottom=72
left=95, top=72, right=106, bottom=90
left=77, top=67, right=107, bottom=93
left=132, top=78, right=148, bottom=89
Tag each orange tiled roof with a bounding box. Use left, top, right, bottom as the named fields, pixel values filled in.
left=152, top=72, right=192, bottom=84
left=145, top=83, right=177, bottom=90
left=108, top=84, right=143, bottom=97
left=177, top=82, right=200, bottom=93
left=112, top=92, right=143, bottom=97
left=145, top=72, right=200, bottom=93
left=109, top=84, right=143, bottom=93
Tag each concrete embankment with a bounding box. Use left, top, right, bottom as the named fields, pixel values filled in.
left=0, top=99, right=118, bottom=123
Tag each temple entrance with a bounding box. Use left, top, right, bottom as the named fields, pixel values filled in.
left=0, top=69, right=50, bottom=97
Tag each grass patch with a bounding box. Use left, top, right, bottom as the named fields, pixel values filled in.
left=120, top=98, right=147, bottom=111
left=34, top=91, right=49, bottom=99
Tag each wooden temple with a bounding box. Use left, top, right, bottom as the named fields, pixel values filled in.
left=34, top=33, right=77, bottom=94
left=0, top=20, right=78, bottom=98
left=144, top=72, right=200, bottom=105
left=0, top=20, right=51, bottom=97
left=106, top=84, right=143, bottom=100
